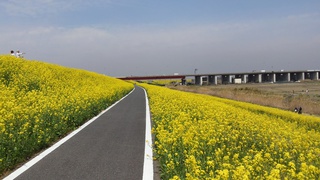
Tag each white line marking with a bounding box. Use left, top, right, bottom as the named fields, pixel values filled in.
left=4, top=88, right=135, bottom=180
left=142, top=88, right=154, bottom=180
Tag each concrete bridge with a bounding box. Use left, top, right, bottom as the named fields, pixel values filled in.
left=118, top=70, right=320, bottom=85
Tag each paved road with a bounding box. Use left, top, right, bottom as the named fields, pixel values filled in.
left=14, top=86, right=147, bottom=180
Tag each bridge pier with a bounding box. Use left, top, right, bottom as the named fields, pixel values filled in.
left=243, top=75, right=248, bottom=83
left=229, top=75, right=234, bottom=84
left=221, top=75, right=232, bottom=84
left=306, top=71, right=319, bottom=80
left=195, top=76, right=201, bottom=85
left=208, top=75, right=217, bottom=85
left=195, top=76, right=210, bottom=85
left=272, top=73, right=276, bottom=83
left=202, top=76, right=209, bottom=85
left=258, top=74, right=262, bottom=83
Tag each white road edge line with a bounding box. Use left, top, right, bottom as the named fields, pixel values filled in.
left=142, top=88, right=154, bottom=180
left=4, top=88, right=135, bottom=180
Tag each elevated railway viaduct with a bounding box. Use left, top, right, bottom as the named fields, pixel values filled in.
left=118, top=70, right=320, bottom=85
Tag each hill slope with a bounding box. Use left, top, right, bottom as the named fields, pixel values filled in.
left=0, top=55, right=133, bottom=174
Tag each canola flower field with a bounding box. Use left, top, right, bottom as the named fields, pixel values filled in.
left=140, top=83, right=320, bottom=180
left=0, top=55, right=133, bottom=174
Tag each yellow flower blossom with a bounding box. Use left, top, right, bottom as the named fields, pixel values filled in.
left=0, top=55, right=133, bottom=173
left=140, top=83, right=320, bottom=179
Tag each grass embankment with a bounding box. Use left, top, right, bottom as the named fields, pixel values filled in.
left=170, top=82, right=320, bottom=116
left=140, top=83, right=320, bottom=179
left=0, top=55, right=133, bottom=175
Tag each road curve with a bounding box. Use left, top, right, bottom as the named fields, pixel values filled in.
left=10, top=86, right=148, bottom=180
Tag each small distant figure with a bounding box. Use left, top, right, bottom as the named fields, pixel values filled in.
left=16, top=50, right=25, bottom=58
left=298, top=107, right=302, bottom=114
left=294, top=107, right=298, bottom=113
left=306, top=89, right=309, bottom=94
left=10, top=50, right=15, bottom=56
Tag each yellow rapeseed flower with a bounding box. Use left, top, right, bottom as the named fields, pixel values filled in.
left=0, top=55, right=133, bottom=173
left=140, top=83, right=320, bottom=179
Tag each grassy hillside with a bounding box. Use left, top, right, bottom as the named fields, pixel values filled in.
left=0, top=55, right=133, bottom=174
left=141, top=83, right=320, bottom=179
left=170, top=82, right=320, bottom=116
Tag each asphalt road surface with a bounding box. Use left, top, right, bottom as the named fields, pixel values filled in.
left=13, top=86, right=147, bottom=180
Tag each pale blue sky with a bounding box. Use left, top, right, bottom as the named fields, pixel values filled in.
left=1, top=0, right=320, bottom=76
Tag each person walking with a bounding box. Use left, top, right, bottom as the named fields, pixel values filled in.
left=16, top=50, right=23, bottom=58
